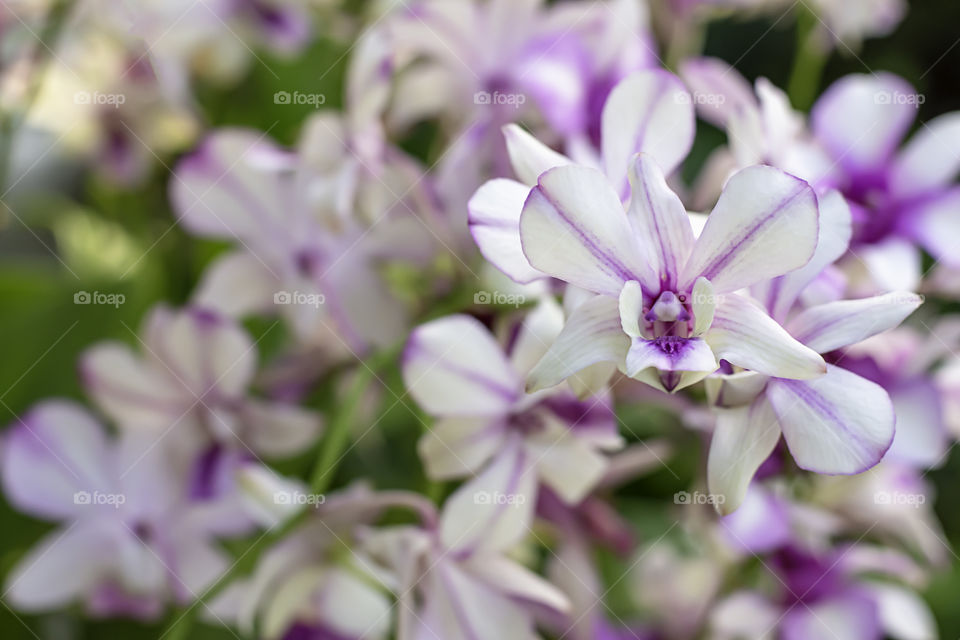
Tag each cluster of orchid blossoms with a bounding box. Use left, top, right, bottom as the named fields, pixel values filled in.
left=4, top=0, right=960, bottom=639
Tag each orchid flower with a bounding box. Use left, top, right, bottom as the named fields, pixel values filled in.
left=707, top=191, right=922, bottom=512
left=403, top=298, right=623, bottom=506
left=211, top=475, right=395, bottom=640
left=171, top=121, right=432, bottom=355
left=469, top=69, right=695, bottom=284
left=518, top=149, right=826, bottom=394
left=811, top=73, right=960, bottom=291
left=1, top=401, right=239, bottom=617
left=362, top=454, right=570, bottom=640
left=80, top=306, right=322, bottom=488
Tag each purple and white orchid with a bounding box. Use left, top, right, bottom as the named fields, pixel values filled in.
left=403, top=298, right=622, bottom=506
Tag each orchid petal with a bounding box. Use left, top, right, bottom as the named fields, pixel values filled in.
left=438, top=441, right=535, bottom=556
left=787, top=292, right=923, bottom=354
left=626, top=154, right=695, bottom=290
left=3, top=523, right=111, bottom=611
left=520, top=165, right=650, bottom=296
left=708, top=399, right=781, bottom=515
left=171, top=129, right=294, bottom=241
left=766, top=366, right=894, bottom=474
left=240, top=401, right=324, bottom=458
left=526, top=296, right=629, bottom=393
left=905, top=187, right=960, bottom=268
left=681, top=166, right=819, bottom=293
left=418, top=417, right=506, bottom=480
left=502, top=124, right=571, bottom=185
left=618, top=280, right=644, bottom=338
left=811, top=73, right=916, bottom=175
left=404, top=315, right=520, bottom=416
left=2, top=401, right=114, bottom=520
left=890, top=112, right=960, bottom=199
left=707, top=293, right=826, bottom=379
left=468, top=178, right=543, bottom=283
left=192, top=250, right=280, bottom=317
left=678, top=57, right=757, bottom=128
left=755, top=189, right=853, bottom=321
left=602, top=70, right=695, bottom=195
left=509, top=297, right=565, bottom=377
left=782, top=591, right=880, bottom=640
left=463, top=555, right=570, bottom=616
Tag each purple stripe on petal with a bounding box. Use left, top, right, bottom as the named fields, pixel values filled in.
left=697, top=185, right=809, bottom=282
left=530, top=186, right=641, bottom=284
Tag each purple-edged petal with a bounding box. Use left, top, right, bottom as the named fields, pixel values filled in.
left=602, top=70, right=695, bottom=195
left=468, top=178, right=543, bottom=283
left=708, top=398, right=781, bottom=515
left=707, top=293, right=826, bottom=380
left=787, top=291, right=923, bottom=354
left=626, top=154, right=695, bottom=290
left=170, top=129, right=294, bottom=241
left=81, top=342, right=187, bottom=432
left=520, top=165, right=650, bottom=296
left=502, top=124, right=571, bottom=185
left=886, top=381, right=948, bottom=468
left=766, top=366, right=894, bottom=474
left=755, top=189, right=852, bottom=322
left=890, top=112, right=960, bottom=199
left=625, top=337, right=718, bottom=389
left=526, top=296, right=629, bottom=393
left=904, top=187, right=960, bottom=268
left=811, top=73, right=916, bottom=176
left=678, top=57, right=757, bottom=128
left=2, top=401, right=114, bottom=520
left=680, top=166, right=819, bottom=293
left=404, top=315, right=520, bottom=416
left=438, top=441, right=535, bottom=556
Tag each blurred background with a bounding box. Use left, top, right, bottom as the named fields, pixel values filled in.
left=1, top=0, right=959, bottom=637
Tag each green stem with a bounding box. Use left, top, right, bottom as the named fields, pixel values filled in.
left=161, top=343, right=401, bottom=639
left=787, top=6, right=828, bottom=111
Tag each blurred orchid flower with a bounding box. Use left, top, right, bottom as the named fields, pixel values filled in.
left=403, top=298, right=622, bottom=505
left=713, top=486, right=937, bottom=640
left=707, top=192, right=923, bottom=512
left=1, top=401, right=238, bottom=618
left=211, top=475, right=395, bottom=640
left=811, top=73, right=960, bottom=291
left=80, top=306, right=322, bottom=486
left=171, top=120, right=434, bottom=355
left=362, top=458, right=570, bottom=640
left=385, top=0, right=658, bottom=219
